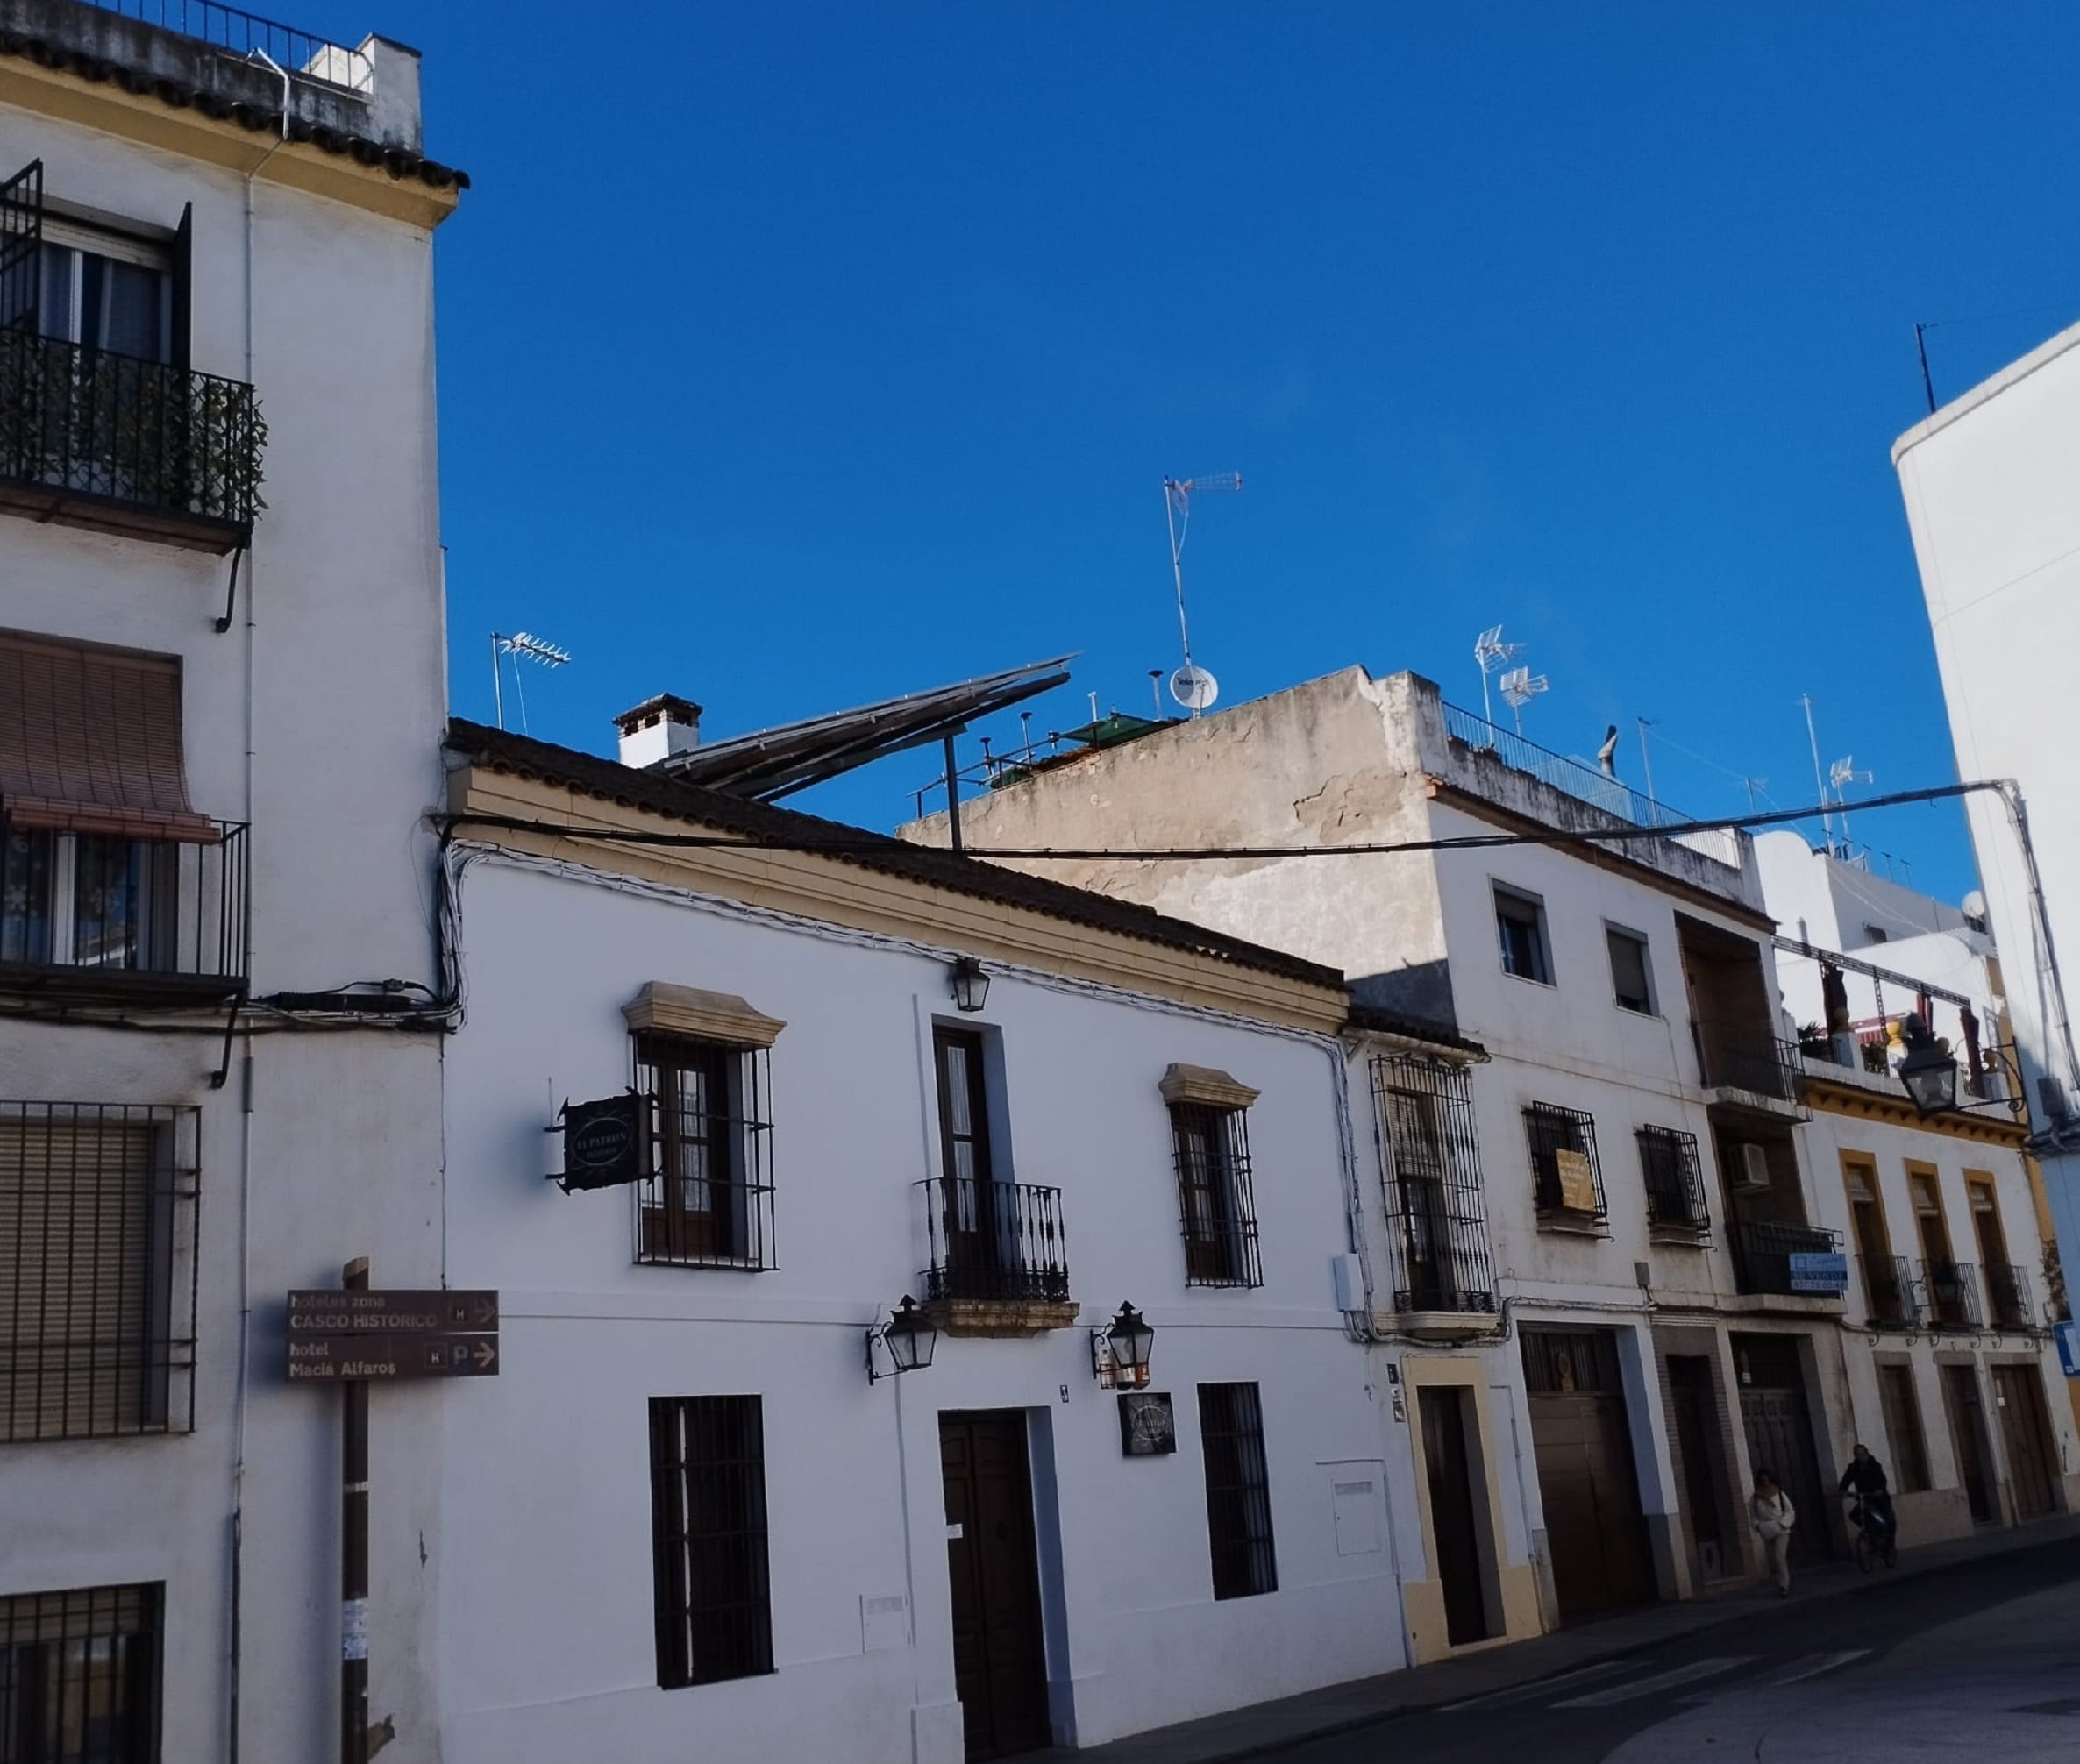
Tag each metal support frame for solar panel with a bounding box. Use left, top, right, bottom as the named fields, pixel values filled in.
left=651, top=655, right=1075, bottom=802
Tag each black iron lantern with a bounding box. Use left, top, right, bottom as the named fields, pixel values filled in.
left=867, top=1296, right=938, bottom=1383
left=1897, top=1014, right=1959, bottom=1116
left=950, top=956, right=990, bottom=1013
left=1094, top=1301, right=1155, bottom=1389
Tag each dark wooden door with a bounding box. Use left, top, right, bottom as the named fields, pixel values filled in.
left=1991, top=1365, right=2059, bottom=1520
left=941, top=1411, right=1049, bottom=1760
left=1521, top=1330, right=1654, bottom=1621
left=1667, top=1357, right=1728, bottom=1579
left=1738, top=1385, right=1829, bottom=1566
left=1941, top=1363, right=1995, bottom=1522
left=1419, top=1386, right=1494, bottom=1643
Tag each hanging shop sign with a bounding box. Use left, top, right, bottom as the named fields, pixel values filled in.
left=554, top=1092, right=649, bottom=1191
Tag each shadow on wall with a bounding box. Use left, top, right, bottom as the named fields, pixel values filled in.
left=1352, top=959, right=1457, bottom=1030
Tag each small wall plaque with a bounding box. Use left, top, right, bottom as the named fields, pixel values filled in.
left=1119, top=1391, right=1176, bottom=1456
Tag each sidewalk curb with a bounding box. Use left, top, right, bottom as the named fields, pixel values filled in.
left=1079, top=1519, right=2080, bottom=1764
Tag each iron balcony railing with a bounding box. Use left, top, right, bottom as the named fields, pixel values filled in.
left=1692, top=1018, right=1801, bottom=1102
left=916, top=1176, right=1069, bottom=1305
left=1920, top=1258, right=1982, bottom=1330
left=1731, top=1219, right=1842, bottom=1298
left=0, top=331, right=265, bottom=537
left=0, top=820, right=248, bottom=1000
left=1859, top=1253, right=1916, bottom=1327
left=82, top=1, right=374, bottom=91
left=1441, top=700, right=1684, bottom=828
left=1984, top=1263, right=2034, bottom=1330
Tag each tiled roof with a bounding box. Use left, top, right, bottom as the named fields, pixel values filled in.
left=445, top=720, right=1348, bottom=993
left=1343, top=1002, right=1486, bottom=1057
left=0, top=18, right=469, bottom=192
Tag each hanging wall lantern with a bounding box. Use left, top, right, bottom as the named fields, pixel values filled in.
left=950, top=956, right=991, bottom=1013
left=1093, top=1301, right=1156, bottom=1389
left=866, top=1296, right=938, bottom=1383
left=1897, top=1014, right=1960, bottom=1116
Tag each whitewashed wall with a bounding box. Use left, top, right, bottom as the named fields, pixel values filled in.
left=436, top=848, right=1402, bottom=1764
left=0, top=88, right=451, bottom=1764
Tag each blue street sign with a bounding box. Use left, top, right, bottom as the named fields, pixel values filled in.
left=1788, top=1251, right=1850, bottom=1294
left=2055, top=1320, right=2080, bottom=1379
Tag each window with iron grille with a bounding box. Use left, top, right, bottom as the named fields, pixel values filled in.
left=633, top=1035, right=775, bottom=1270
left=0, top=1581, right=160, bottom=1762
left=1493, top=885, right=1554, bottom=985
left=1371, top=1055, right=1495, bottom=1313
left=647, top=1396, right=773, bottom=1689
left=1523, top=1102, right=1606, bottom=1223
left=1635, top=1125, right=1709, bottom=1235
left=1198, top=1382, right=1277, bottom=1599
left=1169, top=1104, right=1262, bottom=1288
left=1, top=1104, right=199, bottom=1444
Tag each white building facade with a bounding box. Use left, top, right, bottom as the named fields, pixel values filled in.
left=1, top=4, right=462, bottom=1760
left=902, top=667, right=1944, bottom=1640
left=1893, top=314, right=2080, bottom=1299
left=431, top=721, right=1410, bottom=1763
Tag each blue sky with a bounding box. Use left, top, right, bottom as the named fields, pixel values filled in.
left=356, top=2, right=2074, bottom=899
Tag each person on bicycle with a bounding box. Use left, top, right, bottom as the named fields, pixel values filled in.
left=1839, top=1443, right=1897, bottom=1561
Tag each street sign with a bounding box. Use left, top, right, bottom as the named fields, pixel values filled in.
left=2055, top=1319, right=2080, bottom=1378
left=287, top=1290, right=498, bottom=1334
left=1788, top=1251, right=1849, bottom=1294
left=287, top=1333, right=500, bottom=1382
left=555, top=1093, right=648, bottom=1191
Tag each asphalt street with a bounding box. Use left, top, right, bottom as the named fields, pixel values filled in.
left=1266, top=1535, right=2080, bottom=1764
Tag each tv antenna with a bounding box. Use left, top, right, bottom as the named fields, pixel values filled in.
left=1829, top=755, right=1874, bottom=852
left=1498, top=665, right=1549, bottom=736
left=491, top=629, right=572, bottom=733
left=1473, top=625, right=1525, bottom=725
left=1163, top=473, right=1241, bottom=716
left=1799, top=694, right=1835, bottom=854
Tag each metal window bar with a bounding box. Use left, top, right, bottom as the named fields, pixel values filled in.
left=0, top=1581, right=162, bottom=1763
left=1197, top=1382, right=1277, bottom=1600
left=915, top=1176, right=1069, bottom=1304
left=1442, top=700, right=1684, bottom=827
left=1168, top=1103, right=1263, bottom=1289
left=1919, top=1258, right=1982, bottom=1330
left=632, top=1037, right=776, bottom=1270
left=645, top=1396, right=773, bottom=1690
left=1985, top=1262, right=2034, bottom=1330
left=1635, top=1125, right=1710, bottom=1234
left=1522, top=1101, right=1607, bottom=1222
left=1729, top=1219, right=1841, bottom=1298
left=1690, top=1018, right=1800, bottom=1102
left=1, top=822, right=252, bottom=992
left=0, top=161, right=39, bottom=338
left=1371, top=1055, right=1495, bottom=1313
left=0, top=330, right=263, bottom=532
left=1859, top=1253, right=1917, bottom=1328
left=80, top=2, right=374, bottom=92
left=1, top=1103, right=199, bottom=1444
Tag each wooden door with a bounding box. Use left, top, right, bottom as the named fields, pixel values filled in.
left=1991, top=1365, right=2059, bottom=1520
left=1941, top=1363, right=1995, bottom=1522
left=1738, top=1385, right=1830, bottom=1566
left=1521, top=1330, right=1654, bottom=1620
left=940, top=1411, right=1050, bottom=1760
left=1667, top=1357, right=1728, bottom=1578
left=1418, top=1386, right=1494, bottom=1644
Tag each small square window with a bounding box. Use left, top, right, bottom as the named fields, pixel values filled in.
left=1606, top=927, right=1654, bottom=1014
left=1493, top=886, right=1553, bottom=985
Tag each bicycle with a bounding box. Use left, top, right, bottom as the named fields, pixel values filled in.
left=1844, top=1496, right=1898, bottom=1571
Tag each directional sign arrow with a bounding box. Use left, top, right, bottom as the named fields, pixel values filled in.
left=286, top=1333, right=501, bottom=1382
left=286, top=1290, right=498, bottom=1335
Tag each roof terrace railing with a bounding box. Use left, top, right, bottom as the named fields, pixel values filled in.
left=82, top=0, right=374, bottom=93
left=1441, top=700, right=1685, bottom=829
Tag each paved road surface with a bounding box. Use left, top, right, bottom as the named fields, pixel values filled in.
left=1270, top=1536, right=2080, bottom=1763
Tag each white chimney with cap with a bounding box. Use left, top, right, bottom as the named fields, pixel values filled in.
left=614, top=694, right=702, bottom=769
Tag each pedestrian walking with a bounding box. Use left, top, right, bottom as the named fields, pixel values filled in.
left=1749, top=1469, right=1797, bottom=1596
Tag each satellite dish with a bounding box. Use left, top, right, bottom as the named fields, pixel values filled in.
left=1170, top=664, right=1219, bottom=713
left=1962, top=890, right=1987, bottom=920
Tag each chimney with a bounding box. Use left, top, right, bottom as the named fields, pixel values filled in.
left=614, top=694, right=702, bottom=769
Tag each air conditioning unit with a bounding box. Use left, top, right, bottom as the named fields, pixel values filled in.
left=1734, top=1143, right=1772, bottom=1191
